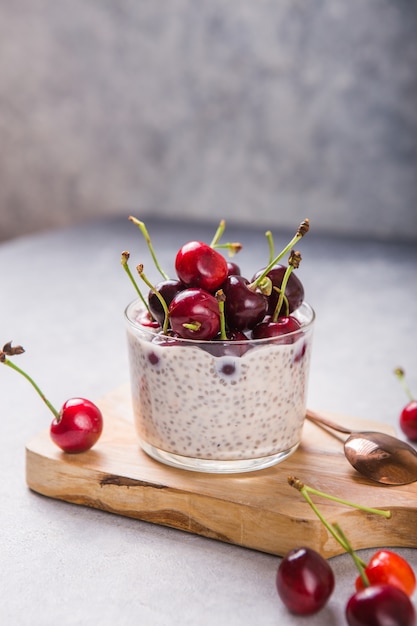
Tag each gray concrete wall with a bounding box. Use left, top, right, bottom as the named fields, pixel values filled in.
left=1, top=1, right=416, bottom=241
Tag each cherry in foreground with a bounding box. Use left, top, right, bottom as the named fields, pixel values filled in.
left=355, top=549, right=416, bottom=597
left=346, top=584, right=416, bottom=626
left=276, top=546, right=335, bottom=615
left=286, top=476, right=416, bottom=624
left=1, top=341, right=103, bottom=453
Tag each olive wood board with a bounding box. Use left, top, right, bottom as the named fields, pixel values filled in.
left=25, top=384, right=417, bottom=559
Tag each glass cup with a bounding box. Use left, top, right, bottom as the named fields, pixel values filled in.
left=125, top=299, right=315, bottom=473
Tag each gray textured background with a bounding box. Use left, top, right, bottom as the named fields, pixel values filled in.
left=1, top=1, right=417, bottom=241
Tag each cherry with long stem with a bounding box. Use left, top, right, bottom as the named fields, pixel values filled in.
left=1, top=342, right=103, bottom=453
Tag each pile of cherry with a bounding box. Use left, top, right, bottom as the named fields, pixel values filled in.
left=127, top=216, right=310, bottom=342
left=278, top=477, right=417, bottom=625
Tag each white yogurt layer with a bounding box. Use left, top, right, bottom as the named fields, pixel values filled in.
left=125, top=301, right=314, bottom=462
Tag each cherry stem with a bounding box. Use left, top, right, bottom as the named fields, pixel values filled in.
left=249, top=218, right=309, bottom=291
left=332, top=523, right=370, bottom=588
left=210, top=220, right=226, bottom=247
left=272, top=250, right=301, bottom=320
left=183, top=321, right=201, bottom=332
left=210, top=220, right=242, bottom=257
left=288, top=476, right=391, bottom=554
left=216, top=290, right=227, bottom=340
left=121, top=251, right=151, bottom=314
left=394, top=367, right=415, bottom=402
left=136, top=264, right=170, bottom=334
left=265, top=230, right=274, bottom=265
left=212, top=242, right=242, bottom=257
left=129, top=216, right=169, bottom=280
left=1, top=356, right=59, bottom=419
left=271, top=287, right=289, bottom=319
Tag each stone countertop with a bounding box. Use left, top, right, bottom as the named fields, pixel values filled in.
left=1, top=216, right=417, bottom=625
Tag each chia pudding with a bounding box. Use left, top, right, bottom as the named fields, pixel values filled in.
left=125, top=299, right=315, bottom=473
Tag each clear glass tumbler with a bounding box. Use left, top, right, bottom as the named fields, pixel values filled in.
left=125, top=299, right=315, bottom=473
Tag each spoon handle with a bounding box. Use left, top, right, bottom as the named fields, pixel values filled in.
left=305, top=409, right=353, bottom=435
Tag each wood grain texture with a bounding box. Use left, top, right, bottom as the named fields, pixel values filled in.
left=26, top=384, right=417, bottom=558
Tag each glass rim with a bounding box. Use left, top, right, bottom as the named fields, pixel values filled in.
left=124, top=299, right=315, bottom=347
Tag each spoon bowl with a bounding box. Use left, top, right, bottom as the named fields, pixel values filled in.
left=306, top=410, right=417, bottom=485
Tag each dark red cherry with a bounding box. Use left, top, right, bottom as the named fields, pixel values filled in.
left=148, top=279, right=185, bottom=326
left=222, top=275, right=268, bottom=331
left=345, top=584, right=416, bottom=626
left=168, top=288, right=220, bottom=340
left=175, top=240, right=228, bottom=292
left=252, top=264, right=304, bottom=316
left=252, top=316, right=301, bottom=342
left=206, top=329, right=249, bottom=357
left=276, top=547, right=335, bottom=615
left=226, top=261, right=241, bottom=276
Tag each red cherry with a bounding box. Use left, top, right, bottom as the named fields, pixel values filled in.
left=226, top=261, right=241, bottom=276
left=175, top=240, right=228, bottom=292
left=252, top=264, right=304, bottom=315
left=252, top=315, right=301, bottom=341
left=206, top=329, right=249, bottom=357
left=168, top=288, right=220, bottom=340
left=276, top=547, right=335, bottom=615
left=346, top=584, right=416, bottom=626
left=222, top=275, right=268, bottom=331
left=355, top=550, right=416, bottom=597
left=148, top=279, right=185, bottom=327
left=394, top=368, right=417, bottom=441
left=400, top=400, right=417, bottom=442
left=1, top=342, right=103, bottom=454
left=50, top=398, right=103, bottom=453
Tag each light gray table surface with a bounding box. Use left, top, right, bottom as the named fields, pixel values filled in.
left=1, top=215, right=416, bottom=625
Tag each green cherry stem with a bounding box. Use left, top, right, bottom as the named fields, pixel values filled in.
left=1, top=349, right=59, bottom=419
left=210, top=220, right=243, bottom=257
left=210, top=220, right=226, bottom=247
left=216, top=289, right=227, bottom=340
left=332, top=523, right=370, bottom=588
left=129, top=216, right=169, bottom=280
left=288, top=476, right=391, bottom=554
left=121, top=251, right=151, bottom=313
left=289, top=477, right=350, bottom=552
left=394, top=367, right=415, bottom=402
left=265, top=230, right=274, bottom=265
left=249, top=218, right=309, bottom=291
left=212, top=242, right=242, bottom=257
left=136, top=264, right=170, bottom=334
left=288, top=477, right=391, bottom=519
left=272, top=249, right=301, bottom=321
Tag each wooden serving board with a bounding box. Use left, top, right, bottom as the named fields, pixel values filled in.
left=26, top=385, right=417, bottom=558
